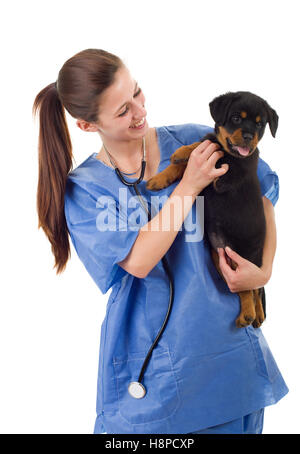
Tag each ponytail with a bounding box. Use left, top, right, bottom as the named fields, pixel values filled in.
left=33, top=48, right=124, bottom=273
left=33, top=82, right=73, bottom=274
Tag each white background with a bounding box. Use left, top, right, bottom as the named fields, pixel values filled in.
left=1, top=0, right=299, bottom=434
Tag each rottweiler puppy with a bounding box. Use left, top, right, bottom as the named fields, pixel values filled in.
left=146, top=91, right=278, bottom=328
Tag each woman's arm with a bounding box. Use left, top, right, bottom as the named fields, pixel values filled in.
left=118, top=179, right=199, bottom=278
left=217, top=195, right=277, bottom=292
left=261, top=195, right=277, bottom=281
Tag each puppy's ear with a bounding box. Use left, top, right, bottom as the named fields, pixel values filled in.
left=209, top=92, right=237, bottom=125
left=262, top=100, right=279, bottom=138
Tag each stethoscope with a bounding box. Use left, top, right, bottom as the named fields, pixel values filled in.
left=103, top=136, right=174, bottom=399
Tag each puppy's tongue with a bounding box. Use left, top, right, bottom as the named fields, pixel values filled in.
left=232, top=146, right=250, bottom=156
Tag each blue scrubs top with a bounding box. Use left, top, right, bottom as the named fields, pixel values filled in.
left=64, top=123, right=288, bottom=434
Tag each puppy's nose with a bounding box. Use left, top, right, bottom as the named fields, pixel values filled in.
left=242, top=132, right=254, bottom=141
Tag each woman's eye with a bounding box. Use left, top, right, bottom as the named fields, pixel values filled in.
left=118, top=88, right=142, bottom=117
left=134, top=88, right=142, bottom=97
left=119, top=107, right=129, bottom=117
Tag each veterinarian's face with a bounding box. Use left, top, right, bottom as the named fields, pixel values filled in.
left=218, top=101, right=267, bottom=158
left=96, top=65, right=148, bottom=142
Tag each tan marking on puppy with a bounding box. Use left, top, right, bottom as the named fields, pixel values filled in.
left=170, top=142, right=201, bottom=164
left=211, top=247, right=227, bottom=283
left=241, top=111, right=247, bottom=118
left=146, top=163, right=185, bottom=191
left=236, top=290, right=256, bottom=328
left=217, top=126, right=231, bottom=152
left=218, top=127, right=245, bottom=157
left=256, top=115, right=261, bottom=122
left=252, top=288, right=265, bottom=328
left=221, top=128, right=259, bottom=154
left=230, top=128, right=244, bottom=144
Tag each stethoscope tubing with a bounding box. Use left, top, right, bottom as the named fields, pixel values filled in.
left=114, top=162, right=175, bottom=392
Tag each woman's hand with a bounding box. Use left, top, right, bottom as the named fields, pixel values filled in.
left=181, top=140, right=229, bottom=195
left=217, top=246, right=271, bottom=292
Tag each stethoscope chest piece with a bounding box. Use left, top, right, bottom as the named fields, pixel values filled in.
left=128, top=381, right=146, bottom=399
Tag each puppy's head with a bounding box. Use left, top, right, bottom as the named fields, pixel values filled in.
left=209, top=91, right=278, bottom=158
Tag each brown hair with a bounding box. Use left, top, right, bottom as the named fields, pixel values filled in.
left=32, top=48, right=124, bottom=273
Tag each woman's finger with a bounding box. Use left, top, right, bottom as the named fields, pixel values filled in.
left=191, top=140, right=213, bottom=155
left=199, top=143, right=221, bottom=160
left=207, top=149, right=224, bottom=166
left=225, top=246, right=244, bottom=265
left=218, top=248, right=231, bottom=277
left=216, top=164, right=229, bottom=176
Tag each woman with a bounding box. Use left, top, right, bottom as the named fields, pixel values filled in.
left=33, top=48, right=288, bottom=434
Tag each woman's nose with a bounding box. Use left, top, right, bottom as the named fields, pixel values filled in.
left=132, top=100, right=146, bottom=118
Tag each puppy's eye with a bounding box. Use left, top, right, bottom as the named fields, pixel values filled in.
left=256, top=121, right=263, bottom=128
left=231, top=115, right=242, bottom=124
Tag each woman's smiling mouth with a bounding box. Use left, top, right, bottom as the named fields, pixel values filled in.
left=129, top=118, right=146, bottom=129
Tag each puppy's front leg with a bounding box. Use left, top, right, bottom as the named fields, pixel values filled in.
left=146, top=142, right=201, bottom=191
left=146, top=163, right=185, bottom=191
left=171, top=142, right=202, bottom=164
left=236, top=291, right=256, bottom=328
left=252, top=288, right=265, bottom=328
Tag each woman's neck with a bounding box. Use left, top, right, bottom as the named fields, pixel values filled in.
left=96, top=129, right=153, bottom=174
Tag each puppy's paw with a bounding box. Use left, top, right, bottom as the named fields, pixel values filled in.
left=235, top=311, right=256, bottom=328
left=170, top=144, right=196, bottom=164
left=252, top=288, right=265, bottom=328
left=252, top=318, right=264, bottom=329
left=252, top=308, right=265, bottom=329
left=146, top=175, right=168, bottom=191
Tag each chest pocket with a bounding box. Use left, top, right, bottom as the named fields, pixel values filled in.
left=113, top=348, right=180, bottom=425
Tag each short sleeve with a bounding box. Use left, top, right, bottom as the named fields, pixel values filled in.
left=165, top=123, right=214, bottom=145
left=257, top=157, right=279, bottom=206
left=64, top=180, right=143, bottom=294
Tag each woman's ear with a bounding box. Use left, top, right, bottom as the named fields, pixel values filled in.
left=76, top=119, right=99, bottom=132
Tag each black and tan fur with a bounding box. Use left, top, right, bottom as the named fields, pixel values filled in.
left=146, top=91, right=278, bottom=328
